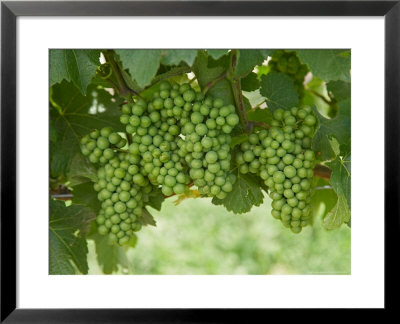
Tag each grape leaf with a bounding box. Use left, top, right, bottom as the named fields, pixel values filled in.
left=327, top=154, right=351, bottom=209
left=141, top=208, right=157, bottom=227
left=260, top=72, right=299, bottom=111
left=322, top=139, right=351, bottom=229
left=296, top=49, right=351, bottom=82
left=212, top=173, right=264, bottom=214
left=71, top=182, right=101, bottom=214
left=116, top=49, right=162, bottom=88
left=192, top=50, right=234, bottom=104
left=207, top=49, right=229, bottom=60
left=323, top=194, right=350, bottom=230
left=50, top=49, right=101, bottom=95
left=67, top=153, right=97, bottom=187
left=247, top=107, right=273, bottom=125
left=327, top=80, right=351, bottom=101
left=146, top=187, right=165, bottom=211
left=50, top=81, right=123, bottom=177
left=161, top=49, right=198, bottom=66
left=241, top=72, right=260, bottom=91
left=243, top=89, right=266, bottom=108
left=230, top=134, right=249, bottom=149
left=312, top=99, right=351, bottom=161
left=92, top=234, right=131, bottom=274
left=49, top=199, right=95, bottom=274
left=235, top=49, right=269, bottom=77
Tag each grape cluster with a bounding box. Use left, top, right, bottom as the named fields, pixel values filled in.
left=268, top=50, right=308, bottom=97
left=93, top=152, right=155, bottom=245
left=81, top=81, right=241, bottom=245
left=119, top=81, right=240, bottom=199
left=235, top=106, right=317, bottom=233
left=80, top=127, right=127, bottom=164
left=178, top=97, right=239, bottom=199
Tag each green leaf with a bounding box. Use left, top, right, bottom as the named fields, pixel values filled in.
left=243, top=89, right=266, bottom=108
left=92, top=234, right=131, bottom=274
left=71, top=182, right=101, bottom=213
left=327, top=154, right=351, bottom=209
left=49, top=199, right=95, bottom=274
left=140, top=208, right=157, bottom=226
left=321, top=139, right=351, bottom=229
left=116, top=49, right=162, bottom=88
left=247, top=107, right=273, bottom=125
left=235, top=49, right=269, bottom=77
left=49, top=49, right=101, bottom=95
left=212, top=173, right=264, bottom=214
left=260, top=72, right=299, bottom=111
left=241, top=72, right=260, bottom=91
left=161, top=50, right=198, bottom=66
left=192, top=50, right=234, bottom=104
left=296, top=49, right=351, bottom=82
left=328, top=137, right=341, bottom=156
left=312, top=99, right=351, bottom=161
left=230, top=134, right=248, bottom=149
left=207, top=49, right=229, bottom=60
left=50, top=81, right=124, bottom=177
left=146, top=187, right=165, bottom=211
left=327, top=80, right=351, bottom=101
left=67, top=153, right=97, bottom=187
left=323, top=194, right=350, bottom=230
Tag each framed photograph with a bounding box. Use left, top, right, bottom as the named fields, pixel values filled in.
left=1, top=0, right=398, bottom=321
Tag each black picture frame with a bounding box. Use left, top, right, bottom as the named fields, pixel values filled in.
left=1, top=0, right=398, bottom=322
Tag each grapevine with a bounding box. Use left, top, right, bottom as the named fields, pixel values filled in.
left=49, top=49, right=351, bottom=274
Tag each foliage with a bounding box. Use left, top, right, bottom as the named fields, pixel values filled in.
left=49, top=49, right=351, bottom=274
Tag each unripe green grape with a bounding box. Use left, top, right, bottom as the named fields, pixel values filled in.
left=272, top=171, right=285, bottom=184
left=98, top=225, right=108, bottom=235
left=216, top=116, right=225, bottom=126
left=195, top=124, right=208, bottom=136
left=208, top=163, right=221, bottom=174
left=281, top=204, right=293, bottom=215
left=133, top=174, right=145, bottom=186
left=213, top=98, right=224, bottom=108
left=267, top=156, right=280, bottom=165
left=205, top=151, right=218, bottom=164
left=243, top=151, right=255, bottom=162
left=173, top=183, right=186, bottom=194
left=290, top=226, right=302, bottom=234
left=222, top=182, right=233, bottom=193
left=283, top=165, right=296, bottom=178
left=90, top=129, right=100, bottom=139
left=183, top=90, right=195, bottom=102
left=271, top=210, right=281, bottom=219
left=304, top=114, right=316, bottom=126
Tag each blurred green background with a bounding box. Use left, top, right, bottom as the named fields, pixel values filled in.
left=87, top=194, right=350, bottom=275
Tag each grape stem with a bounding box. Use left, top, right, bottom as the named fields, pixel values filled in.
left=228, top=50, right=251, bottom=131
left=102, top=50, right=141, bottom=98
left=313, top=164, right=332, bottom=180
left=247, top=121, right=270, bottom=132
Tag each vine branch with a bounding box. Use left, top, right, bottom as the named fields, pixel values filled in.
left=313, top=164, right=332, bottom=180
left=228, top=50, right=250, bottom=130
